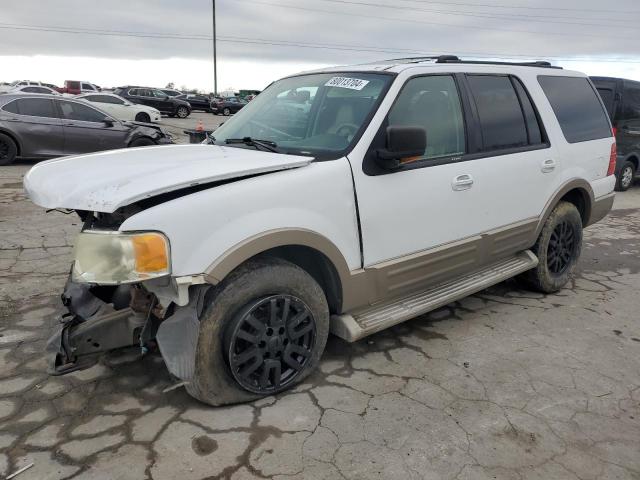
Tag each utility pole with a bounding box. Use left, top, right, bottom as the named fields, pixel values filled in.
left=212, top=0, right=217, bottom=95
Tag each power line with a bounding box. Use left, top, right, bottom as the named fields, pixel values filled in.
left=398, top=0, right=640, bottom=15
left=235, top=0, right=638, bottom=40
left=1, top=22, right=640, bottom=64
left=309, top=0, right=640, bottom=29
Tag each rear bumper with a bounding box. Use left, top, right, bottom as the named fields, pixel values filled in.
left=587, top=192, right=615, bottom=227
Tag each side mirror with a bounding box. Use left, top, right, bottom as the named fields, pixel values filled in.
left=376, top=126, right=426, bottom=169
left=103, top=118, right=114, bottom=127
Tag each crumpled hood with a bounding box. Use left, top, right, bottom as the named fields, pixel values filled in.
left=24, top=144, right=311, bottom=213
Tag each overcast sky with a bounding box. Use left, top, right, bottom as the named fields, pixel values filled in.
left=1, top=0, right=640, bottom=91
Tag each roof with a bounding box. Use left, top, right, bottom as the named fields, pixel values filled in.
left=302, top=55, right=568, bottom=76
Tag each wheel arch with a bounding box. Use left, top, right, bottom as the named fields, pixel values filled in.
left=535, top=179, right=594, bottom=237
left=0, top=128, right=22, bottom=156
left=623, top=154, right=639, bottom=170
left=205, top=229, right=353, bottom=315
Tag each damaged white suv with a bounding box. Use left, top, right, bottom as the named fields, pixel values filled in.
left=24, top=56, right=616, bottom=405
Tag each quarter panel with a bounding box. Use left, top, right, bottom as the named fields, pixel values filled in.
left=119, top=159, right=361, bottom=277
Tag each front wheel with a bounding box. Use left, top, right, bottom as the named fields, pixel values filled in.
left=223, top=107, right=231, bottom=116
left=0, top=132, right=17, bottom=166
left=521, top=201, right=583, bottom=293
left=129, top=137, right=156, bottom=148
left=176, top=106, right=189, bottom=119
left=186, top=257, right=329, bottom=406
left=615, top=161, right=635, bottom=192
left=134, top=112, right=150, bottom=123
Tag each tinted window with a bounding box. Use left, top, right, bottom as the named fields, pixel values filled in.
left=467, top=75, right=528, bottom=151
left=7, top=98, right=58, bottom=118
left=58, top=100, right=107, bottom=122
left=22, top=87, right=47, bottom=93
left=2, top=100, right=19, bottom=114
left=596, top=88, right=615, bottom=119
left=128, top=88, right=140, bottom=96
left=86, top=95, right=124, bottom=105
left=81, top=83, right=94, bottom=90
left=67, top=81, right=80, bottom=89
left=621, top=87, right=640, bottom=121
left=388, top=75, right=466, bottom=160
left=512, top=78, right=543, bottom=145
left=538, top=76, right=611, bottom=143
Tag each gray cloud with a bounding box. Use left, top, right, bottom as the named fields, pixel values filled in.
left=1, top=0, right=639, bottom=66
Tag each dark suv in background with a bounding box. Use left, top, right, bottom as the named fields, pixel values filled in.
left=591, top=76, right=640, bottom=191
left=114, top=86, right=191, bottom=118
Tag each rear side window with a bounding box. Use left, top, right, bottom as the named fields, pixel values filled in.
left=596, top=88, right=615, bottom=119
left=467, top=75, right=528, bottom=151
left=512, top=78, right=543, bottom=145
left=2, top=98, right=57, bottom=118
left=621, top=86, right=640, bottom=121
left=538, top=76, right=611, bottom=143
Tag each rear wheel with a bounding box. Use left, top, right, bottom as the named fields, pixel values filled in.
left=0, top=133, right=17, bottom=166
left=176, top=106, right=189, bottom=119
left=129, top=137, right=156, bottom=148
left=186, top=257, right=329, bottom=406
left=615, top=160, right=635, bottom=192
left=521, top=201, right=583, bottom=293
left=134, top=112, right=150, bottom=123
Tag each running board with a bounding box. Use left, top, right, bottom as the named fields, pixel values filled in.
left=330, top=250, right=538, bottom=342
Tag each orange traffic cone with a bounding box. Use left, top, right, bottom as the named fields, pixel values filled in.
left=195, top=120, right=204, bottom=132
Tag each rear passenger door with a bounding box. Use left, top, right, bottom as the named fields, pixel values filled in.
left=354, top=73, right=552, bottom=270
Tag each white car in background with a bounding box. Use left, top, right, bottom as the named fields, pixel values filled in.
left=0, top=80, right=45, bottom=93
left=76, top=93, right=161, bottom=123
left=8, top=85, right=60, bottom=95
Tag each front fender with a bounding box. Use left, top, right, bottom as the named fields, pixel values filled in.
left=119, top=159, right=361, bottom=279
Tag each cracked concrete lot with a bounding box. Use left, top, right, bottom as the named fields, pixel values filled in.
left=1, top=163, right=640, bottom=480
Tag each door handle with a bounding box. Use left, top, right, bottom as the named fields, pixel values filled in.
left=452, top=174, right=474, bottom=191
left=541, top=159, right=556, bottom=173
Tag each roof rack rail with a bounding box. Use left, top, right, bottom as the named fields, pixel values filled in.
left=435, top=57, right=561, bottom=69
left=381, top=55, right=561, bottom=69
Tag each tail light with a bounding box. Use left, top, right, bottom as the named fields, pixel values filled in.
left=607, top=141, right=617, bottom=176
left=612, top=127, right=617, bottom=137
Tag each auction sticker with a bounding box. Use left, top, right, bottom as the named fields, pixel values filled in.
left=325, top=77, right=370, bottom=90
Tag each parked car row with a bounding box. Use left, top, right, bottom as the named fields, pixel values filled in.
left=0, top=94, right=172, bottom=165
left=113, top=86, right=192, bottom=118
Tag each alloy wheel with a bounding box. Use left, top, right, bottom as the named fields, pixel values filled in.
left=177, top=107, right=188, bottom=118
left=226, top=295, right=316, bottom=394
left=621, top=166, right=633, bottom=189
left=547, top=220, right=576, bottom=275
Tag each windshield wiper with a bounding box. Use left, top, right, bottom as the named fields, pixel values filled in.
left=225, top=137, right=278, bottom=153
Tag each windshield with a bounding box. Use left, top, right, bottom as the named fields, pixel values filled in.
left=212, top=72, right=393, bottom=158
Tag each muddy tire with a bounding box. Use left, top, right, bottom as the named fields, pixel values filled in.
left=521, top=201, right=583, bottom=293
left=186, top=257, right=329, bottom=406
left=0, top=132, right=17, bottom=166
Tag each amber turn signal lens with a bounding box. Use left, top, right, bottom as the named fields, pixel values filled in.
left=133, top=233, right=169, bottom=273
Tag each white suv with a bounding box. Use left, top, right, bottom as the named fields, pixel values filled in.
left=24, top=56, right=616, bottom=405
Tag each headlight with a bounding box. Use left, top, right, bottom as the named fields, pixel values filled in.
left=72, top=231, right=170, bottom=284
